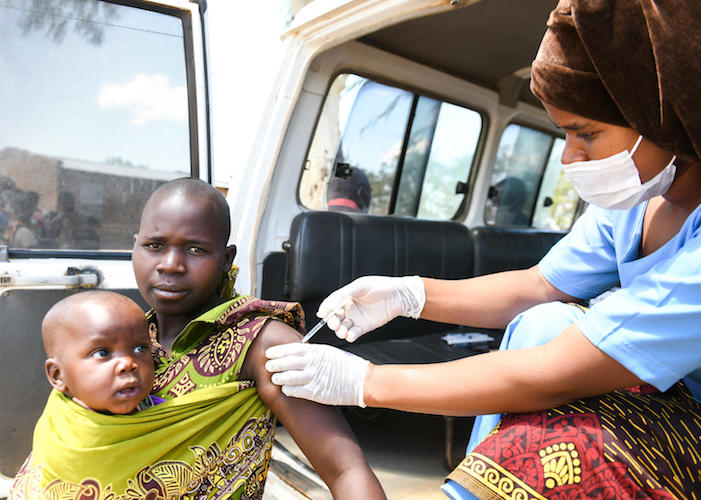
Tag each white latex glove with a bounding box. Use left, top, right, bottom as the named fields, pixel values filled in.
left=265, top=343, right=369, bottom=407
left=317, top=275, right=425, bottom=342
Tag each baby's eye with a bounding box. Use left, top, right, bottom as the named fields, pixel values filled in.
left=134, top=344, right=148, bottom=354
left=144, top=242, right=163, bottom=250
left=91, top=348, right=110, bottom=359
left=188, top=246, right=206, bottom=255
left=576, top=131, right=595, bottom=141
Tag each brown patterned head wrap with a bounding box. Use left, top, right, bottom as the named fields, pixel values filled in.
left=531, top=0, right=701, bottom=162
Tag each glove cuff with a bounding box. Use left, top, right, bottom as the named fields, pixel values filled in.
left=356, top=359, right=370, bottom=408
left=398, top=275, right=426, bottom=319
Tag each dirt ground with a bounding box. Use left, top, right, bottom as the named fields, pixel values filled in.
left=274, top=408, right=475, bottom=500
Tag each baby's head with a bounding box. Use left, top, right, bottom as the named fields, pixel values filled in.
left=42, top=291, right=154, bottom=414
left=132, top=178, right=235, bottom=320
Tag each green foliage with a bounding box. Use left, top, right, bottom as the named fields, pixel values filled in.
left=545, top=171, right=578, bottom=230
left=17, top=0, right=119, bottom=45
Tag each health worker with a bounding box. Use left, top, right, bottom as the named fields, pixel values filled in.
left=266, top=0, right=701, bottom=497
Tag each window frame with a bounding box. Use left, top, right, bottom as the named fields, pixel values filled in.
left=297, top=69, right=489, bottom=221
left=3, top=0, right=207, bottom=260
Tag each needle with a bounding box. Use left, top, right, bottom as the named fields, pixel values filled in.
left=301, top=317, right=328, bottom=343
left=301, top=299, right=351, bottom=343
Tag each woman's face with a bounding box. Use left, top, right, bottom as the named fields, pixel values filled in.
left=543, top=103, right=674, bottom=183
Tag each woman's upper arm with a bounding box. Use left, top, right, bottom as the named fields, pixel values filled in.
left=243, top=320, right=383, bottom=497
left=240, top=319, right=300, bottom=390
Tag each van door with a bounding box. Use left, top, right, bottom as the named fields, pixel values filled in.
left=0, top=0, right=208, bottom=477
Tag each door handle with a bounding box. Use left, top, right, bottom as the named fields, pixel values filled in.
left=0, top=269, right=99, bottom=289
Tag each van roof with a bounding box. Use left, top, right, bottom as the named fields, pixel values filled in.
left=287, top=0, right=555, bottom=109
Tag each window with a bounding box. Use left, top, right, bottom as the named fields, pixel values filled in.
left=0, top=0, right=191, bottom=252
left=484, top=124, right=579, bottom=230
left=300, top=74, right=482, bottom=220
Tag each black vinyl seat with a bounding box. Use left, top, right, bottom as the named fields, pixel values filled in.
left=285, top=211, right=476, bottom=346
left=263, top=211, right=569, bottom=468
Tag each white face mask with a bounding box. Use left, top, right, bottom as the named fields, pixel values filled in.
left=562, top=135, right=676, bottom=210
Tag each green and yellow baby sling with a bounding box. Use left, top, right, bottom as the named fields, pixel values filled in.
left=10, top=294, right=305, bottom=500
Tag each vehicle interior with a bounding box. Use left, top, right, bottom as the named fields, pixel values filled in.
left=257, top=0, right=574, bottom=465
left=260, top=0, right=571, bottom=345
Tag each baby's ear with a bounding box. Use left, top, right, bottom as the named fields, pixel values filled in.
left=45, top=358, right=66, bottom=392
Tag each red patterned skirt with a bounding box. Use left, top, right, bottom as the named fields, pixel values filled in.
left=447, top=383, right=701, bottom=499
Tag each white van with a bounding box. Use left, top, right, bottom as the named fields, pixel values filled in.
left=0, top=0, right=577, bottom=495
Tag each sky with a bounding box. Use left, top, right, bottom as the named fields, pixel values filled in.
left=0, top=0, right=194, bottom=174
left=0, top=0, right=292, bottom=182
left=206, top=1, right=291, bottom=186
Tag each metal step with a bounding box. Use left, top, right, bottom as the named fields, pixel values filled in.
left=263, top=440, right=332, bottom=500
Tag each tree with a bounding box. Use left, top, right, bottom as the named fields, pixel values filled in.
left=17, top=0, right=119, bottom=45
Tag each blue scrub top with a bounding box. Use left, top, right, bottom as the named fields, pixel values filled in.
left=539, top=202, right=701, bottom=401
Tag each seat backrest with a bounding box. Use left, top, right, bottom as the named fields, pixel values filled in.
left=285, top=211, right=474, bottom=344
left=470, top=226, right=566, bottom=276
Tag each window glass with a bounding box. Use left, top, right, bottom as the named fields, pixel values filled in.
left=0, top=0, right=190, bottom=251
left=485, top=125, right=579, bottom=230
left=531, top=138, right=579, bottom=230
left=336, top=80, right=413, bottom=214
left=417, top=102, right=481, bottom=219
left=394, top=96, right=441, bottom=216
left=301, top=74, right=482, bottom=219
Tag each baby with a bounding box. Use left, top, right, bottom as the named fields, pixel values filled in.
left=42, top=290, right=158, bottom=415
